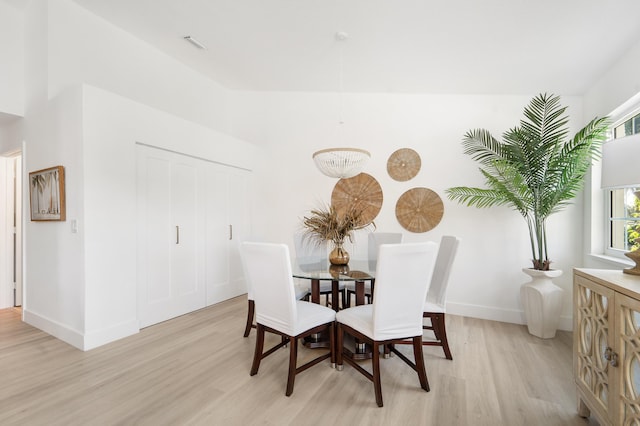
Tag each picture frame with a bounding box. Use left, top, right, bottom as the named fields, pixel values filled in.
left=29, top=165, right=66, bottom=221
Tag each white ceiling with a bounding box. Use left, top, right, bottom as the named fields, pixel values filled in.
left=13, top=0, right=640, bottom=95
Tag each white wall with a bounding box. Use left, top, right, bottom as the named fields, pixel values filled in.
left=20, top=0, right=256, bottom=350
left=0, top=119, right=24, bottom=154
left=47, top=0, right=233, bottom=136
left=234, top=91, right=586, bottom=329
left=584, top=36, right=640, bottom=120
left=0, top=1, right=24, bottom=117
left=81, top=85, right=256, bottom=350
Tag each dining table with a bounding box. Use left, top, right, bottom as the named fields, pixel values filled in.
left=292, top=257, right=376, bottom=359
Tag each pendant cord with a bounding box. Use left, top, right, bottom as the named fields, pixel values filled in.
left=336, top=31, right=348, bottom=126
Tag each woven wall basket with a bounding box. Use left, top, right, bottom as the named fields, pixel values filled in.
left=395, top=187, right=443, bottom=233
left=387, top=148, right=421, bottom=181
left=331, top=173, right=383, bottom=226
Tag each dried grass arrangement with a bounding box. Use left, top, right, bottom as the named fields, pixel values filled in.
left=302, top=204, right=374, bottom=247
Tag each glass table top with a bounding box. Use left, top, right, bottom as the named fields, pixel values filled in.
left=292, top=257, right=376, bottom=281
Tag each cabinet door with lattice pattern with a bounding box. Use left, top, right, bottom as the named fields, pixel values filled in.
left=614, top=292, right=640, bottom=426
left=574, top=276, right=615, bottom=422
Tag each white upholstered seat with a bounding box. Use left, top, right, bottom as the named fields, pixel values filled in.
left=335, top=242, right=438, bottom=407
left=242, top=242, right=336, bottom=396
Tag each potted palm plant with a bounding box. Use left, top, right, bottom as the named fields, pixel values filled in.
left=446, top=93, right=608, bottom=338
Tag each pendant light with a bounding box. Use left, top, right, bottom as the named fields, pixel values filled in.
left=312, top=32, right=370, bottom=179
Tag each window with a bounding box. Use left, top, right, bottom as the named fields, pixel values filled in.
left=604, top=109, right=640, bottom=257
left=613, top=111, right=640, bottom=139
left=607, top=187, right=640, bottom=254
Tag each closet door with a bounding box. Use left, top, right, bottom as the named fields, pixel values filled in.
left=137, top=145, right=206, bottom=328
left=205, top=163, right=251, bottom=305
left=227, top=167, right=251, bottom=297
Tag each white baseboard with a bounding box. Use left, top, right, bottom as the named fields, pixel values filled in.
left=447, top=301, right=573, bottom=332
left=23, top=309, right=85, bottom=350
left=23, top=309, right=139, bottom=351
left=83, top=319, right=139, bottom=351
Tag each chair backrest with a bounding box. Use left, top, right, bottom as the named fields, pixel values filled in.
left=371, top=242, right=438, bottom=340
left=426, top=236, right=460, bottom=308
left=367, top=232, right=403, bottom=261
left=241, top=242, right=298, bottom=335
left=240, top=235, right=267, bottom=301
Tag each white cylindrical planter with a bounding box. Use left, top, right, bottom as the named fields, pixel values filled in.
left=521, top=268, right=563, bottom=339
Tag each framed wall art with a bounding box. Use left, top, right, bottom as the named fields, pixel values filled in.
left=29, top=165, right=66, bottom=221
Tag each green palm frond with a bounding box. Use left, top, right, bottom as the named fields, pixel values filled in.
left=461, top=129, right=506, bottom=166
left=446, top=93, right=609, bottom=270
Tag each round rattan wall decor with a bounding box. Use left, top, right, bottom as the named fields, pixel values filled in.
left=395, top=187, right=444, bottom=233
left=331, top=173, right=383, bottom=226
left=387, top=148, right=421, bottom=181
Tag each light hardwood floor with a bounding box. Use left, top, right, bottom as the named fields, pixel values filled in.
left=0, top=297, right=597, bottom=426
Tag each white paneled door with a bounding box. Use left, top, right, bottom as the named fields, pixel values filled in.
left=205, top=164, right=250, bottom=305
left=137, top=144, right=251, bottom=328
left=137, top=145, right=206, bottom=328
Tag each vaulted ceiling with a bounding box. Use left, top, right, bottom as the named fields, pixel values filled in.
left=8, top=0, right=640, bottom=95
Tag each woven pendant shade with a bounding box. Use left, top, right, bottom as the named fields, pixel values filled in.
left=395, top=187, right=444, bottom=233
left=387, top=148, right=421, bottom=181
left=313, top=148, right=371, bottom=179
left=331, top=173, right=383, bottom=226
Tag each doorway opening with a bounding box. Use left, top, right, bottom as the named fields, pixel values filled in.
left=1, top=153, right=22, bottom=308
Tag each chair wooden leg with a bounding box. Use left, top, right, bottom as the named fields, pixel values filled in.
left=250, top=324, right=265, bottom=376
left=329, top=322, right=336, bottom=367
left=243, top=299, right=255, bottom=337
left=412, top=336, right=430, bottom=392
left=423, top=313, right=453, bottom=360
left=285, top=336, right=298, bottom=396
left=336, top=323, right=344, bottom=370
left=372, top=341, right=383, bottom=407
left=437, top=314, right=453, bottom=360
left=383, top=343, right=392, bottom=358
left=429, top=313, right=452, bottom=360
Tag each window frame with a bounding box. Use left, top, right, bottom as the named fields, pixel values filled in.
left=603, top=108, right=640, bottom=259
left=604, top=187, right=640, bottom=259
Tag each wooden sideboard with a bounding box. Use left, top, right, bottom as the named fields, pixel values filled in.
left=573, top=268, right=640, bottom=425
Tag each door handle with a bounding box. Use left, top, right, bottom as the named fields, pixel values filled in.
left=604, top=346, right=619, bottom=367
left=229, top=224, right=233, bottom=240
left=176, top=226, right=179, bottom=244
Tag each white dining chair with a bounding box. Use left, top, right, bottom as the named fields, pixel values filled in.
left=393, top=235, right=460, bottom=359
left=242, top=242, right=336, bottom=397
left=294, top=232, right=346, bottom=308
left=242, top=240, right=309, bottom=338
left=344, top=232, right=403, bottom=307
left=422, top=235, right=459, bottom=359
left=335, top=242, right=438, bottom=407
